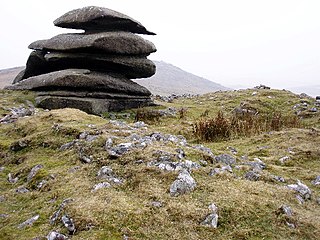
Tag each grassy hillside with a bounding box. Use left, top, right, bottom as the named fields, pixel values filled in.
left=0, top=89, right=319, bottom=239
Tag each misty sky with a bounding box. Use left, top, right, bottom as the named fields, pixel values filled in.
left=1, top=0, right=320, bottom=89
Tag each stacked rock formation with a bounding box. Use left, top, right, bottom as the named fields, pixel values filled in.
left=7, top=6, right=157, bottom=114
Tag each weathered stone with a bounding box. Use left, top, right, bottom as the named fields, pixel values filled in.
left=209, top=165, right=232, bottom=176
left=311, top=176, right=320, bottom=185
left=170, top=170, right=196, bottom=197
left=13, top=50, right=49, bottom=83
left=18, top=215, right=39, bottom=229
left=201, top=203, right=218, bottom=228
left=8, top=173, right=18, bottom=184
left=47, top=231, right=68, bottom=240
left=44, top=52, right=156, bottom=79
left=16, top=186, right=30, bottom=193
left=244, top=171, right=260, bottom=181
left=29, top=32, right=156, bottom=55
left=27, top=164, right=43, bottom=182
left=244, top=158, right=266, bottom=171
left=287, top=180, right=312, bottom=201
left=215, top=154, right=236, bottom=165
left=62, top=215, right=76, bottom=234
left=7, top=69, right=151, bottom=96
left=108, top=142, right=133, bottom=158
left=92, top=182, right=112, bottom=191
left=54, top=6, right=156, bottom=35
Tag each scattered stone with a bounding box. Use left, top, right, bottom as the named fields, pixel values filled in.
left=287, top=180, right=312, bottom=202
left=59, top=140, right=78, bottom=151
left=311, top=176, right=320, bottom=185
left=16, top=186, right=30, bottom=193
left=62, top=215, right=76, bottom=235
left=92, top=182, right=112, bottom=192
left=8, top=173, right=18, bottom=184
left=10, top=140, right=29, bottom=152
left=150, top=201, right=162, bottom=208
left=215, top=154, right=236, bottom=165
left=108, top=142, right=133, bottom=158
left=209, top=165, right=233, bottom=176
left=18, top=215, right=40, bottom=229
left=193, top=145, right=214, bottom=158
left=0, top=106, right=34, bottom=124
left=279, top=156, right=290, bottom=164
left=27, top=164, right=43, bottom=182
left=279, top=205, right=293, bottom=217
left=254, top=84, right=270, bottom=89
left=175, top=148, right=185, bottom=160
left=105, top=137, right=114, bottom=149
left=0, top=166, right=5, bottom=172
left=0, top=196, right=5, bottom=202
left=244, top=158, right=266, bottom=171
left=0, top=214, right=9, bottom=218
left=133, top=121, right=147, bottom=128
left=201, top=203, right=218, bottom=228
left=50, top=198, right=73, bottom=225
left=272, top=175, right=286, bottom=183
left=47, top=231, right=68, bottom=240
left=199, top=160, right=208, bottom=166
left=36, top=180, right=48, bottom=190
left=227, top=146, right=238, bottom=154
left=244, top=171, right=260, bottom=181
left=170, top=170, right=196, bottom=197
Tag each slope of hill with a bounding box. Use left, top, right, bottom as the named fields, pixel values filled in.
left=0, top=67, right=23, bottom=89
left=0, top=88, right=319, bottom=239
left=133, top=61, right=229, bottom=95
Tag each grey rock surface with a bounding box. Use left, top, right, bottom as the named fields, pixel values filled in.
left=201, top=203, right=218, bottom=228
left=54, top=6, right=155, bottom=35
left=215, top=154, right=236, bottom=165
left=29, top=32, right=156, bottom=56
left=47, top=231, right=68, bottom=240
left=170, top=170, right=196, bottom=197
left=18, top=215, right=39, bottom=229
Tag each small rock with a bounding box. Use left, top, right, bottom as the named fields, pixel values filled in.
left=0, top=166, right=5, bottom=172
left=27, top=164, right=43, bottom=182
left=279, top=205, right=293, bottom=217
left=97, top=166, right=113, bottom=179
left=175, top=148, right=185, bottom=160
left=37, top=180, right=47, bottom=190
left=92, top=182, right=112, bottom=191
left=0, top=214, right=9, bottom=218
left=244, top=171, right=260, bottom=181
left=16, top=186, right=30, bottom=193
left=47, top=231, right=68, bottom=240
left=0, top=196, right=5, bottom=202
left=59, top=140, right=77, bottom=151
left=311, top=176, right=320, bottom=185
left=227, top=146, right=238, bottom=154
left=209, top=165, right=233, bottom=176
left=215, top=154, right=236, bottom=165
left=85, top=135, right=99, bottom=142
left=62, top=215, right=76, bottom=235
left=272, top=175, right=285, bottom=183
left=105, top=137, right=113, bottom=149
left=50, top=198, right=73, bottom=225
left=279, top=156, right=290, bottom=164
left=108, top=143, right=133, bottom=158
left=79, top=152, right=93, bottom=164
left=201, top=203, right=218, bottom=228
left=287, top=180, right=312, bottom=201
left=8, top=173, right=18, bottom=183
left=133, top=121, right=147, bottom=128
left=170, top=170, right=196, bottom=197
left=245, top=158, right=266, bottom=171
left=10, top=140, right=29, bottom=151
left=18, top=215, right=39, bottom=229
left=199, top=160, right=208, bottom=166
left=150, top=201, right=162, bottom=208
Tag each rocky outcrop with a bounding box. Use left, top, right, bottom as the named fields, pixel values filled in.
left=6, top=6, right=156, bottom=114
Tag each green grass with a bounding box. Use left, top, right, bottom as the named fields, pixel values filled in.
left=0, top=89, right=319, bottom=239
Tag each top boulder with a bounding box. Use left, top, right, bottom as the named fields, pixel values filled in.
left=54, top=6, right=156, bottom=35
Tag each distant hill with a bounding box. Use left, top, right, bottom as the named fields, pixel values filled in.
left=0, top=62, right=229, bottom=95
left=0, top=67, right=23, bottom=89
left=134, top=61, right=229, bottom=95
left=288, top=85, right=320, bottom=97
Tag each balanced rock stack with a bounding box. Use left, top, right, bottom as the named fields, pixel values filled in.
left=6, top=6, right=157, bottom=114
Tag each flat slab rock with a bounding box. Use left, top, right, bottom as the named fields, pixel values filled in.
left=6, top=69, right=151, bottom=96
left=29, top=32, right=156, bottom=55
left=54, top=6, right=156, bottom=35
left=35, top=96, right=154, bottom=114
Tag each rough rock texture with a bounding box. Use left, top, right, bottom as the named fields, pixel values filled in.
left=170, top=170, right=196, bottom=197
left=54, top=6, right=156, bottom=35
left=29, top=32, right=156, bottom=55
left=8, top=6, right=156, bottom=114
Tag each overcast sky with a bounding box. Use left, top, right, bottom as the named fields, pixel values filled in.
left=1, top=0, right=320, bottom=89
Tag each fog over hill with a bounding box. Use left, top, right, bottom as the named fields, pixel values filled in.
left=134, top=61, right=230, bottom=95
